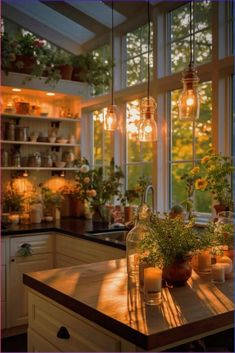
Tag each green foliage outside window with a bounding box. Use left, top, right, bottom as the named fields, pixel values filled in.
left=170, top=82, right=212, bottom=213
left=170, top=1, right=212, bottom=73
left=126, top=23, right=153, bottom=87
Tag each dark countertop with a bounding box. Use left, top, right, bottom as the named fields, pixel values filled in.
left=23, top=259, right=234, bottom=351
left=1, top=218, right=126, bottom=250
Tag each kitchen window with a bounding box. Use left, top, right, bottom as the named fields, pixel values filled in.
left=169, top=81, right=212, bottom=213
left=124, top=23, right=153, bottom=87
left=169, top=1, right=212, bottom=73
left=92, top=108, right=114, bottom=172
left=125, top=99, right=153, bottom=189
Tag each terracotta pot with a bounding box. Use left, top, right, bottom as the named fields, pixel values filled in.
left=71, top=67, right=87, bottom=82
left=15, top=102, right=30, bottom=115
left=56, top=64, right=73, bottom=80
left=163, top=257, right=192, bottom=286
left=13, top=55, right=36, bottom=74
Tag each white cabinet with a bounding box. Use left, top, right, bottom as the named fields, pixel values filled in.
left=7, top=233, right=54, bottom=328
left=28, top=290, right=125, bottom=352
left=1, top=237, right=9, bottom=330
left=55, top=234, right=125, bottom=268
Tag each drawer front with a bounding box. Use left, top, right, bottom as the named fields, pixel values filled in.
left=10, top=233, right=54, bottom=257
left=56, top=234, right=125, bottom=264
left=28, top=328, right=61, bottom=352
left=28, top=291, right=121, bottom=352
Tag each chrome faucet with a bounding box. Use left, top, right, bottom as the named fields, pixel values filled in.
left=143, top=185, right=155, bottom=211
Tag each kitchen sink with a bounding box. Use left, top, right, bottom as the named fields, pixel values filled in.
left=86, top=230, right=128, bottom=244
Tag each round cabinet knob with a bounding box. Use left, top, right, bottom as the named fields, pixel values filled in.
left=57, top=326, right=70, bottom=339
left=11, top=258, right=15, bottom=262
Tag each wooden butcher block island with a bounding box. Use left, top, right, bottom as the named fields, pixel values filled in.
left=23, top=258, right=234, bottom=352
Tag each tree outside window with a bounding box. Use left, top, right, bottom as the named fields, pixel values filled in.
left=170, top=81, right=212, bottom=213
left=125, top=23, right=153, bottom=87
left=126, top=99, right=153, bottom=190
left=169, top=1, right=212, bottom=73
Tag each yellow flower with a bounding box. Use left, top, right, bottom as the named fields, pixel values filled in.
left=190, top=166, right=200, bottom=175
left=195, top=178, right=208, bottom=190
left=201, top=156, right=210, bottom=164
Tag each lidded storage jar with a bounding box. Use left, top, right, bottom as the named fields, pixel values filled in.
left=126, top=203, right=152, bottom=287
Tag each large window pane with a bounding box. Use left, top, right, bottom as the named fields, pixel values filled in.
left=125, top=23, right=153, bottom=87
left=170, top=82, right=212, bottom=213
left=170, top=1, right=212, bottom=73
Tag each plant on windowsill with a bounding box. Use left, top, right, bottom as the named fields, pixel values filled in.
left=74, top=157, right=124, bottom=224
left=140, top=213, right=212, bottom=286
left=200, top=149, right=234, bottom=213
left=120, top=189, right=140, bottom=223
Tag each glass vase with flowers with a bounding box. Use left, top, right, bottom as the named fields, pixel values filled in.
left=75, top=157, right=124, bottom=225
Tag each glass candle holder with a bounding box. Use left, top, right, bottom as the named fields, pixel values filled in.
left=144, top=267, right=162, bottom=305
left=211, top=263, right=225, bottom=284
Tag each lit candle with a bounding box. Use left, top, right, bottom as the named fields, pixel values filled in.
left=211, top=263, right=225, bottom=283
left=198, top=250, right=211, bottom=273
left=144, top=267, right=162, bottom=305
left=217, top=256, right=233, bottom=274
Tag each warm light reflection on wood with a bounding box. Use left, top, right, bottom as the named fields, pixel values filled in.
left=25, top=260, right=234, bottom=338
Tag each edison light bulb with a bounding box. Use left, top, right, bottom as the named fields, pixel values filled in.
left=179, top=64, right=200, bottom=121
left=104, top=105, right=118, bottom=131
left=139, top=97, right=157, bottom=142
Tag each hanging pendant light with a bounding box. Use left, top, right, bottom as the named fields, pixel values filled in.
left=139, top=0, right=157, bottom=142
left=104, top=0, right=118, bottom=131
left=178, top=1, right=200, bottom=121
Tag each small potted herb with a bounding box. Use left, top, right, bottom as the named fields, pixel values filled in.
left=140, top=213, right=212, bottom=286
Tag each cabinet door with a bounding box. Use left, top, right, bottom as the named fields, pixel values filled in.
left=1, top=238, right=8, bottom=330
left=7, top=253, right=53, bottom=328
left=56, top=234, right=125, bottom=264
left=55, top=253, right=85, bottom=268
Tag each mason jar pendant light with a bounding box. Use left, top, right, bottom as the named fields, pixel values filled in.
left=104, top=0, right=118, bottom=131
left=138, top=0, right=157, bottom=142
left=178, top=1, right=200, bottom=121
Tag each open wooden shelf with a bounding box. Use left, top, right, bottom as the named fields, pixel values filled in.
left=2, top=113, right=81, bottom=123
left=1, top=140, right=80, bottom=147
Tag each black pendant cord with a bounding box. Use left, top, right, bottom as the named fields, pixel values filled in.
left=189, top=1, right=193, bottom=66
left=147, top=0, right=150, bottom=101
left=111, top=0, right=114, bottom=106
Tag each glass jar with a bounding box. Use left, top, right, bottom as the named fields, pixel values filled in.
left=126, top=203, right=152, bottom=288
left=6, top=121, right=15, bottom=141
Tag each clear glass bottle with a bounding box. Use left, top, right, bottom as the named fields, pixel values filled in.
left=126, top=203, right=152, bottom=287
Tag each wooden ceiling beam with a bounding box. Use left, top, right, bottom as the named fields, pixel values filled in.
left=41, top=1, right=109, bottom=35
left=103, top=1, right=148, bottom=18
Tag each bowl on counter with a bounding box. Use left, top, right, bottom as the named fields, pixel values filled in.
left=55, top=161, right=66, bottom=168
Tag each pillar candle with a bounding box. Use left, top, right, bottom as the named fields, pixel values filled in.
left=144, top=267, right=162, bottom=305
left=211, top=263, right=225, bottom=283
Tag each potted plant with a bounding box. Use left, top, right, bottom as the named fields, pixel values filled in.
left=200, top=149, right=234, bottom=213
left=180, top=166, right=202, bottom=219
left=2, top=181, right=24, bottom=224
left=51, top=49, right=73, bottom=80
left=41, top=187, right=64, bottom=221
left=140, top=213, right=212, bottom=286
left=121, top=189, right=139, bottom=223
left=71, top=53, right=111, bottom=93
